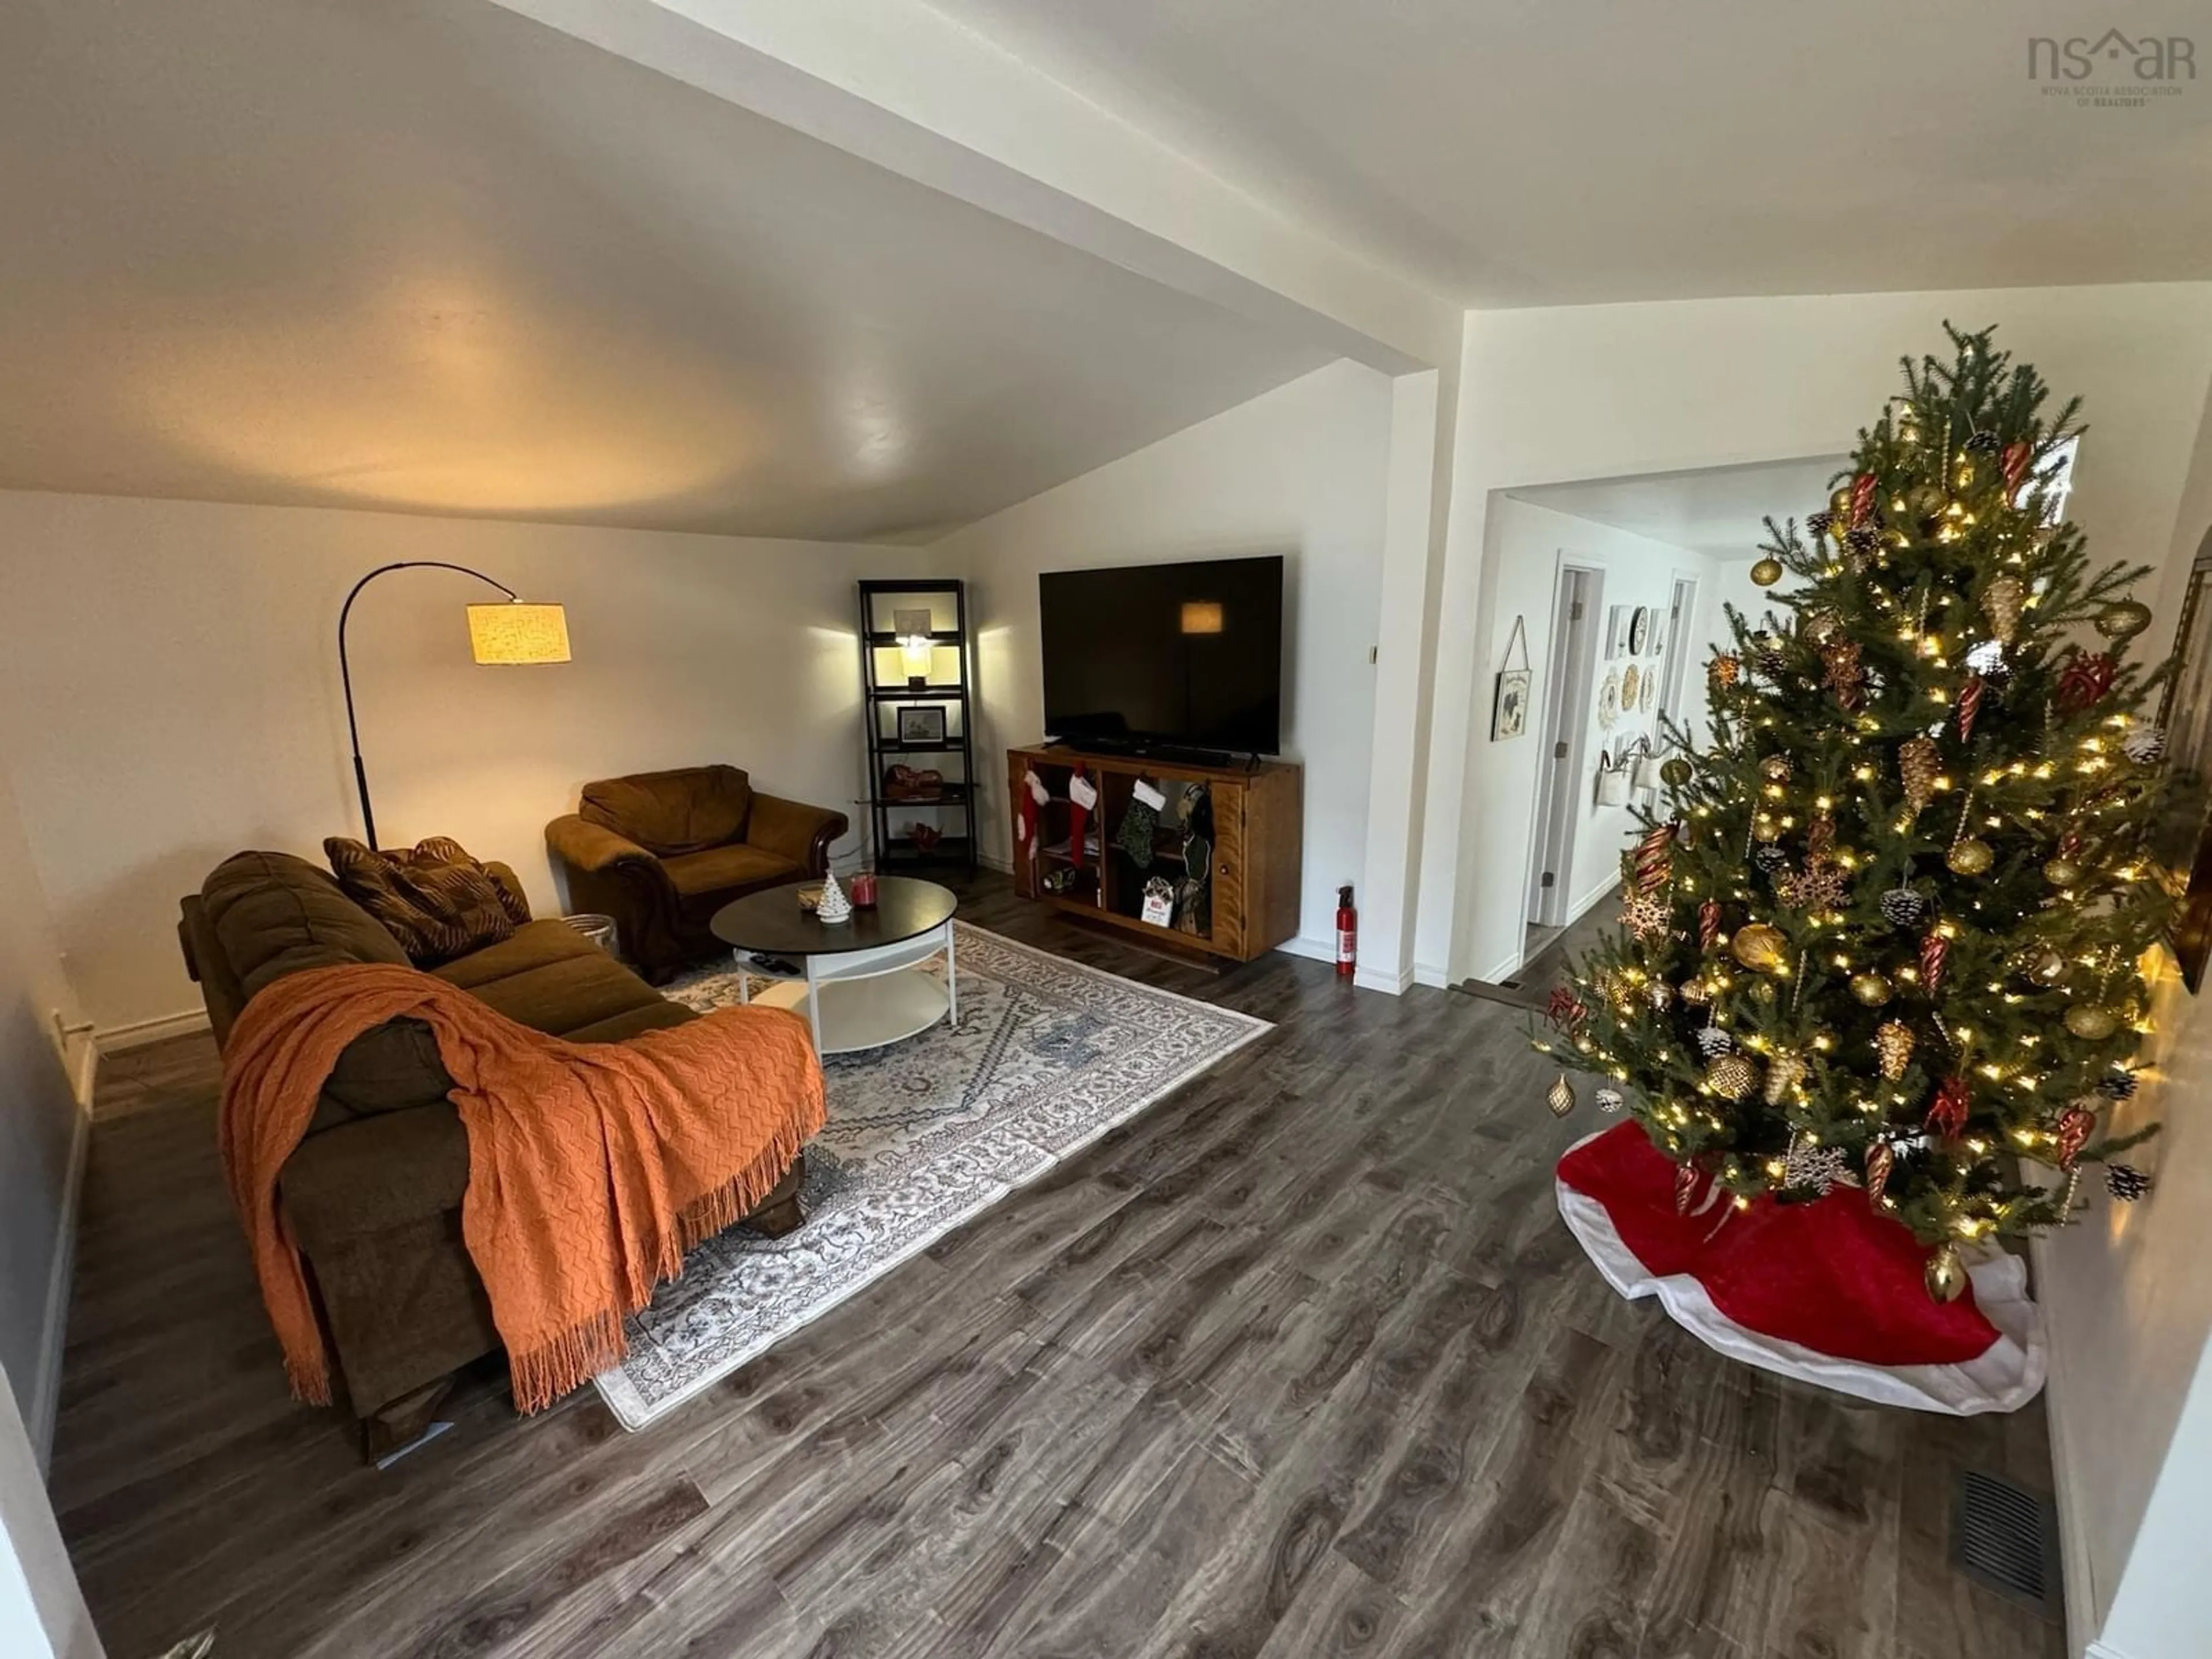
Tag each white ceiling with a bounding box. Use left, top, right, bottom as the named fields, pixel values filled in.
left=1511, top=457, right=1849, bottom=561
left=0, top=0, right=1330, bottom=541
left=927, top=0, right=2212, bottom=305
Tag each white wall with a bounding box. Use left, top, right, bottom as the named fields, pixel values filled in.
left=1424, top=282, right=2212, bottom=992
left=927, top=361, right=1395, bottom=957
left=0, top=1374, right=98, bottom=1659
left=2036, top=391, right=2212, bottom=1659
left=1477, top=498, right=1709, bottom=975
left=0, top=491, right=923, bottom=1034
left=0, top=753, right=86, bottom=1458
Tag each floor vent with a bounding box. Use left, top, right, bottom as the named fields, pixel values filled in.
left=1952, top=1469, right=2062, bottom=1620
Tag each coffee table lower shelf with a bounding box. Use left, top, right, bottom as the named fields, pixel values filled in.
left=733, top=920, right=957, bottom=1055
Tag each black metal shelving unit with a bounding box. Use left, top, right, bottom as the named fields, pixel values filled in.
left=857, top=579, right=978, bottom=874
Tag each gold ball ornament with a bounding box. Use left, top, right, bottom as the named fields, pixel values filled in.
left=2027, top=951, right=2067, bottom=986
left=1759, top=755, right=1793, bottom=783
left=2043, top=858, right=2084, bottom=888
left=1706, top=1052, right=1758, bottom=1101
left=1749, top=556, right=1785, bottom=588
left=1801, top=608, right=1842, bottom=644
left=1680, top=976, right=1714, bottom=1006
left=1546, top=1073, right=1576, bottom=1119
left=1646, top=979, right=1675, bottom=1012
left=2095, top=600, right=2153, bottom=642
left=1907, top=482, right=1947, bottom=522
left=1660, top=757, right=1694, bottom=787
left=1850, top=971, right=1893, bottom=1008
left=1730, top=923, right=1788, bottom=972
left=1924, top=1245, right=1968, bottom=1304
left=1828, top=486, right=1854, bottom=529
left=1947, top=838, right=1995, bottom=876
left=2064, top=1005, right=2120, bottom=1041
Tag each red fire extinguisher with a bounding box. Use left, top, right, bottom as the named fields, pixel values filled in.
left=1335, top=884, right=1357, bottom=979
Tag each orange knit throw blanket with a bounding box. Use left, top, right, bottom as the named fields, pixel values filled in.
left=219, top=964, right=824, bottom=1413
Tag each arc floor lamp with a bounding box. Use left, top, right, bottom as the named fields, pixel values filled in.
left=338, top=561, right=571, bottom=847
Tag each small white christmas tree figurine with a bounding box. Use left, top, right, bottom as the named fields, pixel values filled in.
left=815, top=869, right=853, bottom=925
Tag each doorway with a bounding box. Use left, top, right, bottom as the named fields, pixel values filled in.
left=1521, top=563, right=1602, bottom=965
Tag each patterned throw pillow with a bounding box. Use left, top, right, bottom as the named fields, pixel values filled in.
left=324, top=836, right=528, bottom=965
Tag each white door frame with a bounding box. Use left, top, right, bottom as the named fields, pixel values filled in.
left=1523, top=558, right=1603, bottom=940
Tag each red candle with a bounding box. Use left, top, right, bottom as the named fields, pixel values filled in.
left=850, top=870, right=878, bottom=907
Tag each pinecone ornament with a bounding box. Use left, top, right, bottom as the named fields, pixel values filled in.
left=1980, top=575, right=2025, bottom=645
left=1897, top=736, right=1941, bottom=816
left=1694, top=1025, right=1736, bottom=1059
left=1844, top=525, right=1884, bottom=567
left=1595, top=1086, right=1624, bottom=1115
left=1874, top=1020, right=1915, bottom=1081
left=2097, top=1068, right=2139, bottom=1101
left=2107, top=1164, right=2153, bottom=1202
left=1753, top=845, right=1789, bottom=875
left=1880, top=887, right=1928, bottom=928
left=1822, top=640, right=1865, bottom=711
left=1763, top=1051, right=1808, bottom=1105
left=1964, top=429, right=2001, bottom=456
left=2122, top=725, right=2168, bottom=765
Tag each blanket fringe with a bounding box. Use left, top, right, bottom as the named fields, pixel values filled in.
left=675, top=1116, right=814, bottom=1255
left=510, top=1308, right=631, bottom=1416
left=513, top=1120, right=817, bottom=1415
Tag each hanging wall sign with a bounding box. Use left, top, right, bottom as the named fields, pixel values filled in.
left=1492, top=614, right=1532, bottom=741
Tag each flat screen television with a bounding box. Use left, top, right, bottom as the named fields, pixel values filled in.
left=1039, top=555, right=1284, bottom=757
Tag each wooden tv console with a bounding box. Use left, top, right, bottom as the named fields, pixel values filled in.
left=1006, top=744, right=1302, bottom=964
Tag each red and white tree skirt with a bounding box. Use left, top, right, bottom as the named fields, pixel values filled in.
left=1556, top=1122, right=2044, bottom=1414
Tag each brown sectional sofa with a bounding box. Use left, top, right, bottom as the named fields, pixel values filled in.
left=180, top=849, right=808, bottom=1453
left=546, top=764, right=847, bottom=983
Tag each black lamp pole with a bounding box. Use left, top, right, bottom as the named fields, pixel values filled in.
left=338, top=560, right=518, bottom=849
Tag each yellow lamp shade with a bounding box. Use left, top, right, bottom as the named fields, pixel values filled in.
left=467, top=601, right=570, bottom=664
left=901, top=636, right=934, bottom=678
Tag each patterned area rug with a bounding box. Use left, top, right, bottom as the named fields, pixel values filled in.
left=593, top=922, right=1271, bottom=1430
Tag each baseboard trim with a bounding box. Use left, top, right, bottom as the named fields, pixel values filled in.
left=1413, top=959, right=1450, bottom=990
left=95, top=1006, right=211, bottom=1053
left=2033, top=1233, right=2106, bottom=1659
left=1274, top=935, right=1334, bottom=966
left=1353, top=961, right=1412, bottom=995
left=29, top=1098, right=90, bottom=1472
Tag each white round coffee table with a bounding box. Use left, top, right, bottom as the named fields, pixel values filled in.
left=709, top=877, right=957, bottom=1055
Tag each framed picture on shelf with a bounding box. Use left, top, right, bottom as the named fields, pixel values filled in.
left=896, top=704, right=947, bottom=745
left=892, top=607, right=934, bottom=638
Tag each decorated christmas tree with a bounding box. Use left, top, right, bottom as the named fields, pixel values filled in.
left=1538, top=325, right=2169, bottom=1303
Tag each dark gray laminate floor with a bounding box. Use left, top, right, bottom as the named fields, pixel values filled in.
left=51, top=873, right=2063, bottom=1658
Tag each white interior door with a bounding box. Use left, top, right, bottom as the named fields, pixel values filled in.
left=1524, top=564, right=1601, bottom=933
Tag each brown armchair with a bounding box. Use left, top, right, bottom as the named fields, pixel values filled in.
left=547, top=765, right=848, bottom=982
